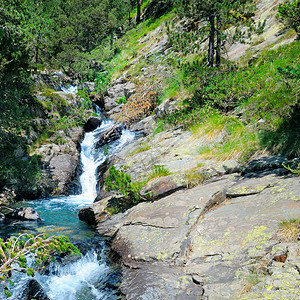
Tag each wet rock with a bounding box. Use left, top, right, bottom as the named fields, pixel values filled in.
left=83, top=116, right=102, bottom=132
left=95, top=126, right=123, bottom=148
left=22, top=279, right=50, bottom=300
left=96, top=159, right=110, bottom=189
left=6, top=207, right=41, bottom=221
left=78, top=206, right=96, bottom=225
left=49, top=154, right=78, bottom=194
left=140, top=174, right=186, bottom=199
left=0, top=213, right=5, bottom=223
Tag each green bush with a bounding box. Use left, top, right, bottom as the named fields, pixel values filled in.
left=278, top=0, right=300, bottom=39
left=105, top=166, right=143, bottom=204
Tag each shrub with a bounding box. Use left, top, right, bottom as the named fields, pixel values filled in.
left=105, top=166, right=144, bottom=204
left=113, top=83, right=157, bottom=125
left=0, top=233, right=80, bottom=297
left=278, top=0, right=300, bottom=39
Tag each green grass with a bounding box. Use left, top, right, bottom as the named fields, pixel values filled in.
left=278, top=218, right=300, bottom=242
left=128, top=144, right=151, bottom=157
left=148, top=165, right=171, bottom=181
left=158, top=41, right=300, bottom=160
left=191, top=113, right=259, bottom=162
left=184, top=170, right=211, bottom=188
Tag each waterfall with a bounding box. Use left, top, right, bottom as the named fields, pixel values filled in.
left=0, top=103, right=135, bottom=299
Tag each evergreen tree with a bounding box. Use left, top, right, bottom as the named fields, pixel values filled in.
left=175, top=0, right=257, bottom=67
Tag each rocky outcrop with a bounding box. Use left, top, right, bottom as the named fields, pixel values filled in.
left=103, top=78, right=135, bottom=116
left=95, top=170, right=300, bottom=299
left=78, top=206, right=96, bottom=225
left=33, top=127, right=84, bottom=195
left=22, top=279, right=50, bottom=300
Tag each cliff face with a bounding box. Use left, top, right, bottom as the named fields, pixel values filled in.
left=0, top=73, right=92, bottom=204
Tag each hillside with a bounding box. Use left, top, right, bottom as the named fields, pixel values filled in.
left=80, top=0, right=300, bottom=299
left=0, top=0, right=299, bottom=298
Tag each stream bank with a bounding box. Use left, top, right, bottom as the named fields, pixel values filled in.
left=78, top=74, right=300, bottom=299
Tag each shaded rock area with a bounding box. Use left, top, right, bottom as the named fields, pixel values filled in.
left=83, top=116, right=102, bottom=132
left=6, top=207, right=41, bottom=221
left=78, top=206, right=96, bottom=225
left=22, top=279, right=50, bottom=300
left=33, top=127, right=84, bottom=195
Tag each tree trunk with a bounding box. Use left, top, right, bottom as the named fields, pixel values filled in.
left=110, top=30, right=114, bottom=51
left=207, top=13, right=215, bottom=67
left=128, top=11, right=131, bottom=25
left=216, top=13, right=221, bottom=67
left=136, top=0, right=142, bottom=25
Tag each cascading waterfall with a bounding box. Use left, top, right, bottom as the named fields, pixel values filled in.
left=0, top=101, right=135, bottom=299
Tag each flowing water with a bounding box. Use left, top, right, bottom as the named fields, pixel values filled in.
left=0, top=114, right=135, bottom=299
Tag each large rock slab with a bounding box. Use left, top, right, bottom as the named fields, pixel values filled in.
left=96, top=171, right=300, bottom=299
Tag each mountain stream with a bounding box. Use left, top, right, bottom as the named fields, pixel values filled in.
left=0, top=110, right=135, bottom=299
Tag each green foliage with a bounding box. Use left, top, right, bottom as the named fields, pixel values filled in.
left=105, top=166, right=143, bottom=204
left=103, top=145, right=110, bottom=156
left=0, top=233, right=80, bottom=295
left=116, top=96, right=127, bottom=105
left=278, top=0, right=300, bottom=39
left=148, top=165, right=171, bottom=180
left=283, top=160, right=300, bottom=176
left=160, top=42, right=300, bottom=158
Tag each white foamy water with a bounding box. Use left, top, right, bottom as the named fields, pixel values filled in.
left=0, top=114, right=135, bottom=299
left=61, top=85, right=78, bottom=94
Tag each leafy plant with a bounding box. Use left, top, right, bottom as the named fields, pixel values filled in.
left=116, top=96, right=127, bottom=105
left=0, top=233, right=80, bottom=297
left=103, top=145, right=110, bottom=156
left=105, top=166, right=143, bottom=204
left=282, top=161, right=300, bottom=176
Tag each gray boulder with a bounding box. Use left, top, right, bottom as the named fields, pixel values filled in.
left=7, top=207, right=41, bottom=221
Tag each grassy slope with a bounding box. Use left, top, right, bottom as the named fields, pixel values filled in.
left=100, top=2, right=299, bottom=162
